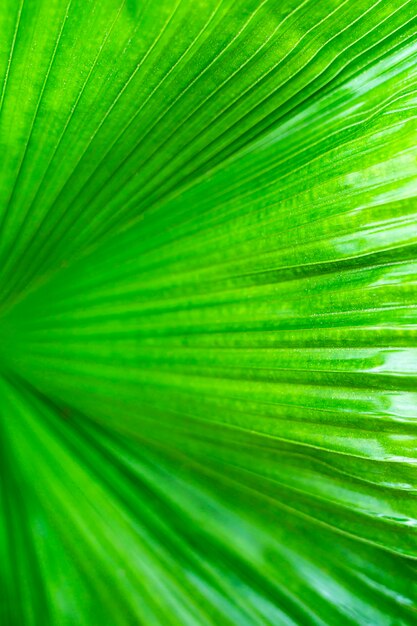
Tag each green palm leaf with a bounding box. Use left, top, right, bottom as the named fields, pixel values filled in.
left=1, top=0, right=417, bottom=624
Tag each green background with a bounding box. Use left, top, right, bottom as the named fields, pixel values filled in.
left=1, top=1, right=417, bottom=624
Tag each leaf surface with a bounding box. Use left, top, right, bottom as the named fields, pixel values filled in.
left=1, top=1, right=417, bottom=624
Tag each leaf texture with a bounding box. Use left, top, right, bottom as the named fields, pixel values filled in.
left=1, top=1, right=417, bottom=624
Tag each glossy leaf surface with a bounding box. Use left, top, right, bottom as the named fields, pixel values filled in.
left=1, top=1, right=417, bottom=624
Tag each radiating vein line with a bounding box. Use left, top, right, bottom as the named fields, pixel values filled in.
left=0, top=0, right=73, bottom=244
left=0, top=0, right=24, bottom=115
